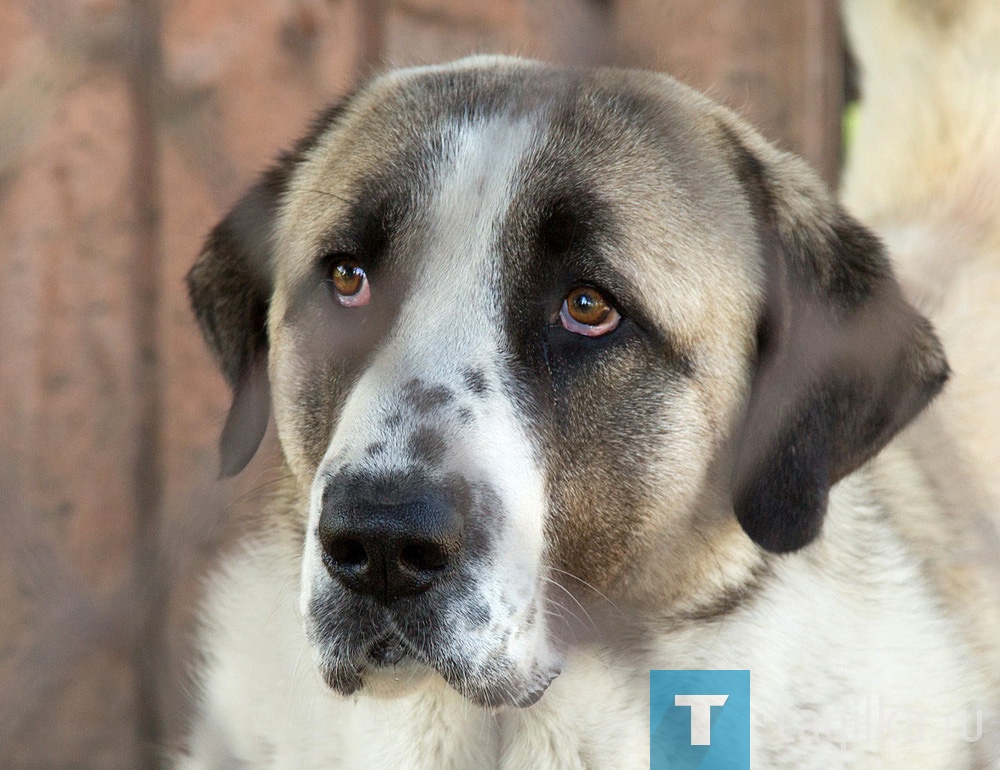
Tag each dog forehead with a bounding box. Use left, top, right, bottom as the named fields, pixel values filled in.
left=355, top=115, right=544, bottom=373
left=272, top=60, right=762, bottom=348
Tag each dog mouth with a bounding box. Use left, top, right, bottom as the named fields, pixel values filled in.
left=364, top=631, right=410, bottom=667
left=315, top=623, right=561, bottom=709
left=317, top=628, right=415, bottom=694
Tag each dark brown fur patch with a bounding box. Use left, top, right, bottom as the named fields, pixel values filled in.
left=462, top=368, right=490, bottom=396
left=402, top=380, right=455, bottom=414
left=408, top=427, right=448, bottom=466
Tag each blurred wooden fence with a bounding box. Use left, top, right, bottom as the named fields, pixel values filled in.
left=0, top=0, right=841, bottom=766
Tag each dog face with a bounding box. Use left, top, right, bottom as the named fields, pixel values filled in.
left=188, top=57, right=948, bottom=708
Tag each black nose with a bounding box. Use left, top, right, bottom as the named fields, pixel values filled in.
left=318, top=483, right=463, bottom=604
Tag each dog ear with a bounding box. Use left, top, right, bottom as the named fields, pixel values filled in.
left=723, top=125, right=949, bottom=553
left=187, top=173, right=279, bottom=477
left=187, top=101, right=352, bottom=476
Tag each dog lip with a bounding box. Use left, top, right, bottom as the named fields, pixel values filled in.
left=364, top=631, right=410, bottom=667
left=318, top=634, right=418, bottom=694
left=500, top=667, right=562, bottom=709
left=442, top=665, right=563, bottom=710
left=321, top=662, right=364, bottom=696
left=311, top=603, right=561, bottom=708
left=318, top=628, right=562, bottom=709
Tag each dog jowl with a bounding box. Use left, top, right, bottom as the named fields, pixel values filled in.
left=187, top=58, right=947, bottom=711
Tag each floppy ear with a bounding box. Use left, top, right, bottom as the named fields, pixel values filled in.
left=187, top=100, right=352, bottom=476
left=187, top=173, right=280, bottom=477
left=724, top=126, right=949, bottom=553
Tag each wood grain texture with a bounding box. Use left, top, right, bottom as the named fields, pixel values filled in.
left=612, top=0, right=843, bottom=184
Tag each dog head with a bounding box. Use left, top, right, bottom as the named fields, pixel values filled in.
left=188, top=57, right=947, bottom=708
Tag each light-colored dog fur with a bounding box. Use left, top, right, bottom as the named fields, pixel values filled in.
left=178, top=3, right=1000, bottom=767
left=841, top=0, right=1000, bottom=731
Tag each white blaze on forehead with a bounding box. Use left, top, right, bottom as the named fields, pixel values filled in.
left=432, top=113, right=539, bottom=260
left=393, top=113, right=541, bottom=356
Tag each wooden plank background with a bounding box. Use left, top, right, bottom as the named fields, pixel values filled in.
left=0, top=1, right=842, bottom=765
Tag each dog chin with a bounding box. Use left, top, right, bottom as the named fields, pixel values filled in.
left=443, top=665, right=562, bottom=710
left=352, top=662, right=442, bottom=700
left=319, top=649, right=561, bottom=709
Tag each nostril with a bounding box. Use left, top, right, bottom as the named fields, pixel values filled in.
left=400, top=542, right=450, bottom=572
left=328, top=537, right=367, bottom=568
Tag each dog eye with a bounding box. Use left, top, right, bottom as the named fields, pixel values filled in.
left=326, top=258, right=371, bottom=307
left=560, top=286, right=620, bottom=336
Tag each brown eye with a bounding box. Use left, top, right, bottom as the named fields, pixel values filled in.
left=560, top=286, right=620, bottom=336
left=326, top=259, right=370, bottom=307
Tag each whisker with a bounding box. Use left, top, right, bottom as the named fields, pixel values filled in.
left=542, top=599, right=586, bottom=630
left=546, top=566, right=624, bottom=616
left=543, top=590, right=591, bottom=633
left=542, top=575, right=597, bottom=631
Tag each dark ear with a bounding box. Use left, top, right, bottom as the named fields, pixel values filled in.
left=187, top=100, right=352, bottom=476
left=725, top=127, right=949, bottom=553
left=187, top=174, right=279, bottom=477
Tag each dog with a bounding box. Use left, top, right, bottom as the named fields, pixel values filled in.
left=177, top=10, right=1000, bottom=767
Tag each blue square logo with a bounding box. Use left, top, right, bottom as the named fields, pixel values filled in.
left=651, top=670, right=750, bottom=769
